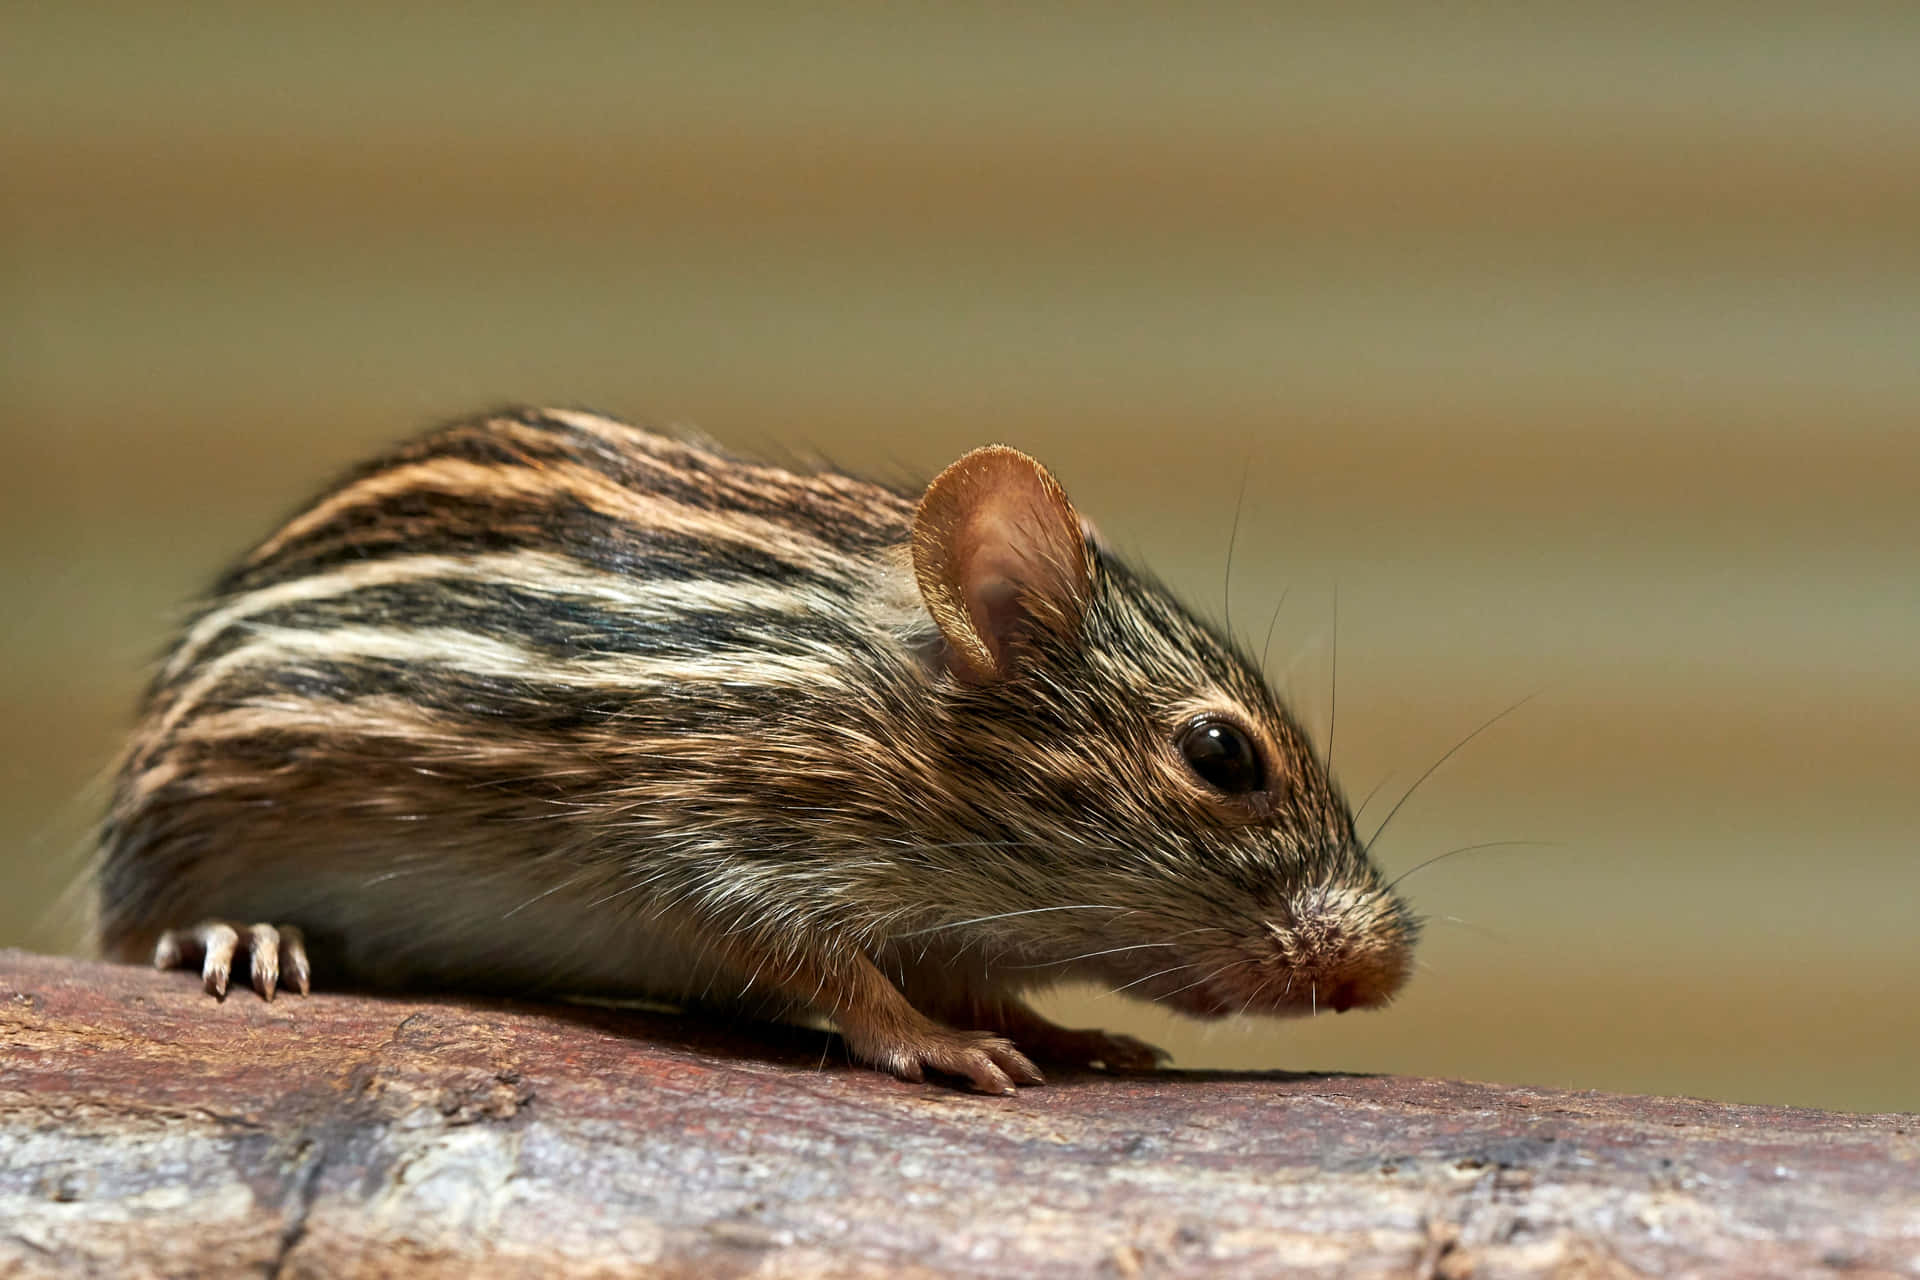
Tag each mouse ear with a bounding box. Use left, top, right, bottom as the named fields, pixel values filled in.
left=911, top=445, right=1093, bottom=683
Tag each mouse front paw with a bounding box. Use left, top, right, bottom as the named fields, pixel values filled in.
left=849, top=1025, right=1047, bottom=1096
left=949, top=997, right=1170, bottom=1072
left=154, top=921, right=310, bottom=1001
left=1017, top=1025, right=1169, bottom=1072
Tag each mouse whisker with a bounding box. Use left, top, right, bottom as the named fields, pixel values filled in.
left=1368, top=691, right=1540, bottom=850
left=1385, top=839, right=1560, bottom=893
left=584, top=880, right=656, bottom=909
left=1163, top=924, right=1233, bottom=941
left=1350, top=772, right=1394, bottom=832
left=1006, top=940, right=1182, bottom=969
left=1431, top=914, right=1513, bottom=945
left=1259, top=586, right=1291, bottom=678
left=501, top=871, right=588, bottom=919
left=1236, top=974, right=1277, bottom=1017
left=1157, top=958, right=1256, bottom=1002
left=1325, top=583, right=1339, bottom=773
left=1108, top=960, right=1205, bottom=996
left=893, top=904, right=1130, bottom=938
left=1223, top=464, right=1249, bottom=641
left=883, top=838, right=1025, bottom=851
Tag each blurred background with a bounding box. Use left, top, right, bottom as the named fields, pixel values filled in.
left=3, top=5, right=1915, bottom=1113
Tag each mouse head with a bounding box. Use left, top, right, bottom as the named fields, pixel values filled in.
left=907, top=445, right=1418, bottom=1020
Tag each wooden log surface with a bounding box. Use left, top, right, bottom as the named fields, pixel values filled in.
left=1, top=949, right=1915, bottom=1278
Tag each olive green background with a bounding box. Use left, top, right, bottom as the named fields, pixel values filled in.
left=4, top=5, right=1915, bottom=1113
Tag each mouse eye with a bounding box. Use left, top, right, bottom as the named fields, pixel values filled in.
left=1178, top=718, right=1266, bottom=795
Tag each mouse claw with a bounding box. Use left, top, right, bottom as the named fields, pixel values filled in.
left=980, top=1005, right=1170, bottom=1073
left=186, top=922, right=238, bottom=999
left=886, top=1053, right=927, bottom=1085
left=247, top=924, right=281, bottom=1000
left=154, top=920, right=311, bottom=1002
left=1071, top=1030, right=1170, bottom=1073
left=985, top=1040, right=1047, bottom=1090
left=969, top=1061, right=1016, bottom=1096
left=863, top=1028, right=1044, bottom=1095
left=281, top=925, right=311, bottom=996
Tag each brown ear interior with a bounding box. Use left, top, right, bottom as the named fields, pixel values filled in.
left=911, top=446, right=1092, bottom=682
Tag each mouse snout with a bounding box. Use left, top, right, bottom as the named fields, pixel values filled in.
left=1253, top=882, right=1415, bottom=1017
left=1149, top=880, right=1414, bottom=1020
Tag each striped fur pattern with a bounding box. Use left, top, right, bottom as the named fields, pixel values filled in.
left=99, top=407, right=1416, bottom=1083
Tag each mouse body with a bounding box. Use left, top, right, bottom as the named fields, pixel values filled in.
left=98, top=407, right=1417, bottom=1092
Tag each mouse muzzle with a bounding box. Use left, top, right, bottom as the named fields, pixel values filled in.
left=1153, top=881, right=1418, bottom=1021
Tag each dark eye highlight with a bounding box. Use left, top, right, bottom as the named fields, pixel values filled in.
left=1178, top=718, right=1266, bottom=795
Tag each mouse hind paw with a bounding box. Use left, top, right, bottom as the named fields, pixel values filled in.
left=154, top=921, right=309, bottom=1001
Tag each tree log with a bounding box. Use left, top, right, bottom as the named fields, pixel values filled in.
left=1, top=949, right=1914, bottom=1278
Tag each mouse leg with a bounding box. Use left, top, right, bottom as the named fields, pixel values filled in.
left=903, top=987, right=1169, bottom=1072
left=707, top=933, right=1044, bottom=1094
left=153, top=920, right=310, bottom=1001
left=974, top=1000, right=1169, bottom=1072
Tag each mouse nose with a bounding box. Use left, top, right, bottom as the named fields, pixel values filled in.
left=1258, top=882, right=1417, bottom=1015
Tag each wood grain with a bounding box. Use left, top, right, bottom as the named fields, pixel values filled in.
left=4, top=950, right=1917, bottom=1278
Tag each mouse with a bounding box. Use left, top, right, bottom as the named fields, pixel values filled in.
left=96, top=406, right=1418, bottom=1093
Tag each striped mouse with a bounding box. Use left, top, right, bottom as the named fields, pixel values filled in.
left=97, top=408, right=1417, bottom=1093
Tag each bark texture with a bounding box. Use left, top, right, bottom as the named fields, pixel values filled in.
left=1, top=949, right=1915, bottom=1278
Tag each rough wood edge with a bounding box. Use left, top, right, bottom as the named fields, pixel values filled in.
left=2, top=950, right=1915, bottom=1279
